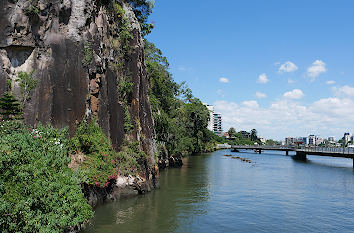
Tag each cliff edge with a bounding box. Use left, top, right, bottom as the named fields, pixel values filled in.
left=0, top=0, right=157, bottom=188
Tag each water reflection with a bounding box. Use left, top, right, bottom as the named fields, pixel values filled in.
left=83, top=155, right=211, bottom=233
left=83, top=149, right=354, bottom=233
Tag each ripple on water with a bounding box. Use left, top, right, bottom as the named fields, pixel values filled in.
left=82, top=150, right=354, bottom=233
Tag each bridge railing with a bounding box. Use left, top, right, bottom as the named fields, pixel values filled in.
left=232, top=145, right=354, bottom=155
left=299, top=147, right=354, bottom=154
left=232, top=145, right=296, bottom=150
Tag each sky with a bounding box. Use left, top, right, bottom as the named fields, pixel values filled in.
left=146, top=0, right=354, bottom=140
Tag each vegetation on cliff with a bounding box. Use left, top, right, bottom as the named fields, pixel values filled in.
left=145, top=41, right=223, bottom=157
left=0, top=121, right=92, bottom=233
left=0, top=114, right=149, bottom=232
left=69, top=120, right=144, bottom=187
left=0, top=0, right=224, bottom=231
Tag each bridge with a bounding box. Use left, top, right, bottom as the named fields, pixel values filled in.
left=231, top=145, right=354, bottom=167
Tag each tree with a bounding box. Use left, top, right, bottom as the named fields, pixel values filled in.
left=228, top=127, right=236, bottom=137
left=16, top=71, right=38, bottom=105
left=0, top=92, right=23, bottom=120
left=251, top=129, right=258, bottom=141
left=129, top=0, right=155, bottom=36
left=184, top=98, right=210, bottom=153
left=266, top=139, right=277, bottom=146
left=145, top=40, right=214, bottom=156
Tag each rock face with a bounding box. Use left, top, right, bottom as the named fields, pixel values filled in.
left=83, top=174, right=153, bottom=208
left=0, top=0, right=158, bottom=187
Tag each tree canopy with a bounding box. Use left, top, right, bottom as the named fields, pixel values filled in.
left=145, top=40, right=218, bottom=156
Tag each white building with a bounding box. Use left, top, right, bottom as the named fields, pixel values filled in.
left=343, top=133, right=352, bottom=144
left=308, top=135, right=323, bottom=146
left=213, top=113, right=222, bottom=136
left=259, top=136, right=266, bottom=144
left=203, top=103, right=214, bottom=132
left=308, top=135, right=316, bottom=146
left=285, top=137, right=297, bottom=145
left=328, top=136, right=335, bottom=142
left=316, top=137, right=324, bottom=145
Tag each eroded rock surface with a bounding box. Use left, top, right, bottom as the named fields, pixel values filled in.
left=0, top=0, right=158, bottom=188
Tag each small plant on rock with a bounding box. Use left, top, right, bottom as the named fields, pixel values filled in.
left=82, top=41, right=93, bottom=67
left=25, top=5, right=39, bottom=15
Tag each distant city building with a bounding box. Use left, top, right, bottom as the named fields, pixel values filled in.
left=259, top=136, right=266, bottom=144
left=344, top=133, right=351, bottom=144
left=316, top=137, right=324, bottom=145
left=298, top=137, right=309, bottom=145
left=213, top=113, right=222, bottom=136
left=285, top=137, right=297, bottom=145
left=328, top=136, right=335, bottom=142
left=203, top=103, right=214, bottom=132
left=308, top=135, right=316, bottom=146
left=308, top=135, right=323, bottom=146
left=240, top=131, right=251, bottom=139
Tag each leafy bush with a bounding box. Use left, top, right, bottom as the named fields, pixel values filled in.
left=0, top=122, right=92, bottom=233
left=82, top=42, right=93, bottom=67
left=69, top=120, right=141, bottom=187
left=123, top=105, right=134, bottom=133
left=113, top=2, right=125, bottom=18
left=25, top=5, right=39, bottom=15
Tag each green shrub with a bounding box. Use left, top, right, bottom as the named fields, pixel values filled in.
left=119, top=81, right=133, bottom=100
left=0, top=122, right=92, bottom=233
left=69, top=120, right=141, bottom=186
left=123, top=105, right=134, bottom=133
left=25, top=5, right=39, bottom=15
left=6, top=79, right=11, bottom=90
left=82, top=42, right=93, bottom=67
left=113, top=2, right=125, bottom=18
left=0, top=119, right=24, bottom=135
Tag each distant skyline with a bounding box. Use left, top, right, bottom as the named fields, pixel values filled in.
left=146, top=0, right=354, bottom=140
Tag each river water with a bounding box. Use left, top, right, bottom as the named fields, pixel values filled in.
left=82, top=149, right=354, bottom=232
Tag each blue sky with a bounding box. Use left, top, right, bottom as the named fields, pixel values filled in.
left=146, top=0, right=354, bottom=140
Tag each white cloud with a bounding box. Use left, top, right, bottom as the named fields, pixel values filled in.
left=256, top=92, right=267, bottom=99
left=214, top=97, right=354, bottom=140
left=283, top=89, right=304, bottom=99
left=333, top=85, right=354, bottom=97
left=257, top=73, right=269, bottom=84
left=279, top=61, right=298, bottom=73
left=307, top=60, right=327, bottom=81
left=326, top=80, right=335, bottom=85
left=219, top=77, right=229, bottom=83
left=242, top=100, right=259, bottom=108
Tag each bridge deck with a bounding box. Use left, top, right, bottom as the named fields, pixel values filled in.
left=231, top=145, right=354, bottom=159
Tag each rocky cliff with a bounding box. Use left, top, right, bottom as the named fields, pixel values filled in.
left=0, top=0, right=158, bottom=187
